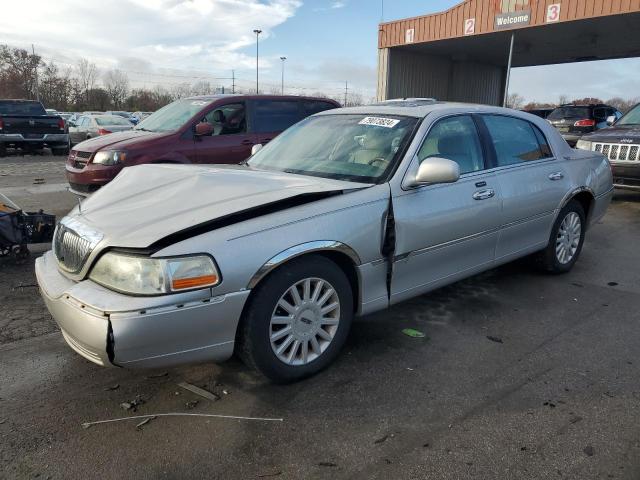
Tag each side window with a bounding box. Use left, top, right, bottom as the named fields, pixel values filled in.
left=302, top=100, right=336, bottom=117
left=204, top=103, right=246, bottom=136
left=593, top=108, right=607, bottom=122
left=482, top=115, right=546, bottom=166
left=417, top=115, right=484, bottom=175
left=532, top=124, right=553, bottom=158
left=80, top=117, right=89, bottom=127
left=253, top=100, right=302, bottom=133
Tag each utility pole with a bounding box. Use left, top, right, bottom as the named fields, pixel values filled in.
left=280, top=56, right=286, bottom=95
left=232, top=69, right=235, bottom=94
left=32, top=44, right=40, bottom=102
left=253, top=29, right=262, bottom=94
left=344, top=81, right=348, bottom=107
left=503, top=33, right=515, bottom=107
left=381, top=0, right=384, bottom=22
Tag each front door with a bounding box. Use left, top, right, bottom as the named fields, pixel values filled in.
left=194, top=102, right=255, bottom=164
left=479, top=114, right=572, bottom=261
left=391, top=114, right=503, bottom=304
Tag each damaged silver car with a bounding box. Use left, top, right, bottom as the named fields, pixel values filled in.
left=36, top=100, right=613, bottom=382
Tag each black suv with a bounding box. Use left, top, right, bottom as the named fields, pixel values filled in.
left=547, top=104, right=622, bottom=146
left=576, top=103, right=640, bottom=192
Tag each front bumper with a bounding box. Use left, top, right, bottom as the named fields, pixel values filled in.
left=65, top=161, right=122, bottom=192
left=35, top=251, right=250, bottom=368
left=0, top=133, right=69, bottom=145
left=611, top=163, right=640, bottom=191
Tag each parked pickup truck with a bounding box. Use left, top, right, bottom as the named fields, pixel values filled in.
left=0, top=99, right=70, bottom=156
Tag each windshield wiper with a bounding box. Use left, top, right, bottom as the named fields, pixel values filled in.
left=135, top=127, right=152, bottom=132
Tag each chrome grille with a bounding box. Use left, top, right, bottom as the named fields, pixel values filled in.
left=53, top=224, right=93, bottom=273
left=74, top=150, right=92, bottom=159
left=593, top=143, right=639, bottom=162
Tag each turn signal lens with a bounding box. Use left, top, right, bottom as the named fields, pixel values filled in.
left=167, top=257, right=219, bottom=292
left=172, top=275, right=218, bottom=290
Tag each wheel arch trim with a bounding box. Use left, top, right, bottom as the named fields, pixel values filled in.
left=246, top=241, right=361, bottom=290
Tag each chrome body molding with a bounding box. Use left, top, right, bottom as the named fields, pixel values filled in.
left=247, top=241, right=361, bottom=290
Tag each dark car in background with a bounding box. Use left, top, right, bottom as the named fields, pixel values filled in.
left=576, top=103, right=640, bottom=191
left=522, top=108, right=554, bottom=119
left=66, top=95, right=339, bottom=195
left=547, top=104, right=622, bottom=146
left=0, top=100, right=70, bottom=156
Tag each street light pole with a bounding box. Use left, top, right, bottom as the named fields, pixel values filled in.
left=280, top=56, right=286, bottom=95
left=253, top=29, right=262, bottom=94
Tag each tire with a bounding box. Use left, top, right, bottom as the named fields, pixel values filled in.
left=52, top=144, right=70, bottom=156
left=536, top=200, right=586, bottom=274
left=0, top=143, right=6, bottom=157
left=236, top=255, right=354, bottom=383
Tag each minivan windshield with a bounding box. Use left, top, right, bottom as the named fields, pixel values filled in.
left=617, top=104, right=640, bottom=126
left=247, top=114, right=418, bottom=183
left=134, top=99, right=212, bottom=133
left=548, top=106, right=591, bottom=120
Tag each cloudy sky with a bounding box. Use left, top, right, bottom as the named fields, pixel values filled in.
left=1, top=0, right=638, bottom=103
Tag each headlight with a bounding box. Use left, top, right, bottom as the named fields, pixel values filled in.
left=93, top=150, right=126, bottom=165
left=575, top=139, right=593, bottom=151
left=89, top=252, right=220, bottom=295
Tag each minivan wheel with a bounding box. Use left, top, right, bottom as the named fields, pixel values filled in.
left=537, top=200, right=586, bottom=274
left=236, top=255, right=353, bottom=383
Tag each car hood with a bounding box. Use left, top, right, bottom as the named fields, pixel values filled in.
left=73, top=129, right=168, bottom=152
left=69, top=164, right=369, bottom=249
left=582, top=125, right=640, bottom=144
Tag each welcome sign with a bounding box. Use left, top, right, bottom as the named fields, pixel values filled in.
left=495, top=9, right=531, bottom=29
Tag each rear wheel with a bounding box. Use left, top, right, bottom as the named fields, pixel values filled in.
left=537, top=200, right=586, bottom=273
left=236, top=255, right=353, bottom=383
left=0, top=143, right=6, bottom=157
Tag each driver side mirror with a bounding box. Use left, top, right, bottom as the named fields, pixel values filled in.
left=606, top=115, right=616, bottom=126
left=408, top=157, right=460, bottom=187
left=194, top=121, right=214, bottom=136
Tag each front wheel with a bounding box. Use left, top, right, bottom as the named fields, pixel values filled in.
left=537, top=200, right=586, bottom=273
left=236, top=255, right=353, bottom=383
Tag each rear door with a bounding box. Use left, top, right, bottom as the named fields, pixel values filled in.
left=391, top=114, right=502, bottom=304
left=250, top=99, right=303, bottom=146
left=479, top=114, right=571, bottom=261
left=194, top=101, right=254, bottom=164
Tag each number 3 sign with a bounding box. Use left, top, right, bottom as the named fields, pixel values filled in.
left=546, top=4, right=561, bottom=23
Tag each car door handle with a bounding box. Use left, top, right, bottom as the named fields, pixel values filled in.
left=260, top=138, right=272, bottom=143
left=241, top=139, right=254, bottom=145
left=549, top=172, right=564, bottom=181
left=473, top=189, right=495, bottom=201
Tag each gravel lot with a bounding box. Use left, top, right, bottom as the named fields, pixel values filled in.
left=1, top=155, right=640, bottom=479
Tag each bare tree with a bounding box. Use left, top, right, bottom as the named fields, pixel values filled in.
left=558, top=94, right=570, bottom=105
left=190, top=80, right=212, bottom=96
left=103, top=69, right=129, bottom=108
left=505, top=92, right=524, bottom=109
left=0, top=45, right=41, bottom=99
left=77, top=58, right=98, bottom=105
left=605, top=97, right=639, bottom=114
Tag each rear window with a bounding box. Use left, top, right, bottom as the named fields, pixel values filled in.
left=0, top=101, right=46, bottom=116
left=253, top=100, right=302, bottom=133
left=95, top=116, right=132, bottom=126
left=548, top=107, right=591, bottom=120
left=303, top=100, right=336, bottom=116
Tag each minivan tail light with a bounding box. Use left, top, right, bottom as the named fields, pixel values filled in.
left=574, top=119, right=596, bottom=127
left=97, top=128, right=112, bottom=135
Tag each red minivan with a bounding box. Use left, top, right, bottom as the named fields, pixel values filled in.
left=66, top=95, right=339, bottom=195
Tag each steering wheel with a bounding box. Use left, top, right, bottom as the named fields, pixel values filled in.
left=368, top=157, right=388, bottom=168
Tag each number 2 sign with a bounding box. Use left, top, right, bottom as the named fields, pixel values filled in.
left=546, top=4, right=561, bottom=23
left=464, top=18, right=475, bottom=35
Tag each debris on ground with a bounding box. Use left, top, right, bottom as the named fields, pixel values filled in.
left=136, top=416, right=156, bottom=430
left=33, top=178, right=45, bottom=184
left=486, top=336, right=503, bottom=343
left=402, top=328, right=426, bottom=338
left=569, top=415, right=583, bottom=424
left=103, top=384, right=120, bottom=391
left=185, top=400, right=199, bottom=410
left=584, top=445, right=595, bottom=456
left=318, top=462, right=338, bottom=468
left=120, top=395, right=145, bottom=411
left=147, top=372, right=168, bottom=379
left=374, top=433, right=395, bottom=444
left=177, top=382, right=220, bottom=402
left=607, top=282, right=619, bottom=286
left=257, top=471, right=282, bottom=478
left=543, top=401, right=556, bottom=408
left=81, top=412, right=284, bottom=429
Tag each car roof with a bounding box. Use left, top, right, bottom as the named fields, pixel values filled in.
left=184, top=94, right=339, bottom=104
left=314, top=100, right=528, bottom=119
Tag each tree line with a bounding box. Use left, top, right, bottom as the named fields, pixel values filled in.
left=507, top=92, right=639, bottom=113
left=0, top=44, right=367, bottom=113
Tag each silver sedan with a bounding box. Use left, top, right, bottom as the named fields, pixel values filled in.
left=36, top=100, right=613, bottom=382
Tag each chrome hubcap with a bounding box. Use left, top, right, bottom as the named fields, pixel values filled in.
left=556, top=212, right=582, bottom=264
left=269, top=277, right=340, bottom=366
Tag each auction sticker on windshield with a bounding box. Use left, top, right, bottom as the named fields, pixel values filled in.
left=359, top=117, right=400, bottom=128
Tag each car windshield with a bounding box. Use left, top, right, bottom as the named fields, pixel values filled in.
left=247, top=114, right=419, bottom=183
left=95, top=115, right=132, bottom=126
left=0, top=101, right=46, bottom=116
left=548, top=107, right=591, bottom=120
left=617, top=104, right=640, bottom=126
left=134, top=99, right=212, bottom=132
